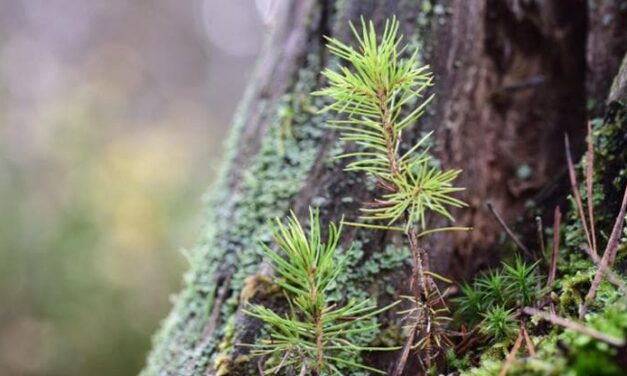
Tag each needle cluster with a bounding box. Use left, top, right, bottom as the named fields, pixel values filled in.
left=245, top=208, right=398, bottom=375
left=314, top=17, right=465, bottom=231
left=314, top=17, right=467, bottom=372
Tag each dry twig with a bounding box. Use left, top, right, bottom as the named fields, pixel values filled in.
left=536, top=216, right=545, bottom=260
left=564, top=134, right=595, bottom=257
left=393, top=324, right=417, bottom=376
left=544, top=207, right=562, bottom=315
left=499, top=330, right=523, bottom=376
left=547, top=206, right=561, bottom=286
left=486, top=202, right=532, bottom=258
left=582, top=246, right=627, bottom=296
left=523, top=307, right=625, bottom=347
left=521, top=324, right=536, bottom=358
left=585, top=122, right=598, bottom=256
left=580, top=187, right=627, bottom=318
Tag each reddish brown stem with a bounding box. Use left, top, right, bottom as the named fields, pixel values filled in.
left=582, top=246, right=627, bottom=296
left=486, top=202, right=532, bottom=258
left=585, top=122, right=598, bottom=256
left=580, top=186, right=627, bottom=318
left=564, top=134, right=595, bottom=258
left=524, top=307, right=624, bottom=347
left=393, top=324, right=417, bottom=376
left=521, top=324, right=536, bottom=358
left=536, top=216, right=546, bottom=259
left=499, top=330, right=523, bottom=376
left=408, top=228, right=428, bottom=303
left=547, top=206, right=561, bottom=286
left=315, top=313, right=324, bottom=374
left=378, top=90, right=400, bottom=177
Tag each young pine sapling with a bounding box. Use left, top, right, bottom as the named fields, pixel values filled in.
left=314, top=17, right=468, bottom=371
left=244, top=208, right=399, bottom=375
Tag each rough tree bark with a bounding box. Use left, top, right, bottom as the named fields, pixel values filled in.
left=142, top=1, right=626, bottom=375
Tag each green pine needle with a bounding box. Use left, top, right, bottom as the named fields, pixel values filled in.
left=244, top=207, right=399, bottom=375
left=314, top=16, right=466, bottom=230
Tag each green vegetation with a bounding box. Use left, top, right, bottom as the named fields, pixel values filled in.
left=142, top=51, right=330, bottom=376
left=453, top=106, right=627, bottom=375
left=142, top=12, right=625, bottom=376
left=314, top=17, right=468, bottom=371
left=454, top=257, right=542, bottom=344
left=0, top=74, right=192, bottom=376
left=244, top=18, right=627, bottom=376
left=244, top=209, right=398, bottom=374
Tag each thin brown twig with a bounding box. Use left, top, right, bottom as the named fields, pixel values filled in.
left=521, top=324, right=536, bottom=358
left=486, top=202, right=532, bottom=258
left=378, top=81, right=436, bottom=375
left=523, top=307, right=625, bottom=347
left=499, top=330, right=523, bottom=376
left=395, top=147, right=431, bottom=376
left=536, top=216, right=545, bottom=260
left=257, top=358, right=266, bottom=376
left=564, top=134, right=595, bottom=258
left=585, top=122, right=598, bottom=256
left=201, top=274, right=232, bottom=375
left=393, top=324, right=417, bottom=376
left=547, top=206, right=561, bottom=286
left=581, top=186, right=627, bottom=318
left=547, top=206, right=561, bottom=315
left=408, top=228, right=428, bottom=309
left=582, top=246, right=627, bottom=296
left=455, top=327, right=484, bottom=357
left=202, top=274, right=232, bottom=340
left=600, top=187, right=627, bottom=273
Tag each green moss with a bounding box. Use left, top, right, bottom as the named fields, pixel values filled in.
left=585, top=102, right=626, bottom=233
left=460, top=102, right=627, bottom=376
left=461, top=359, right=503, bottom=376
left=217, top=315, right=236, bottom=352
left=213, top=353, right=231, bottom=376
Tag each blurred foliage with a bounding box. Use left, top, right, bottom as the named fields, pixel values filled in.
left=0, top=73, right=198, bottom=376
left=0, top=1, right=262, bottom=375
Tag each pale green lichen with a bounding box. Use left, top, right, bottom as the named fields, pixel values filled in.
left=142, top=52, right=329, bottom=376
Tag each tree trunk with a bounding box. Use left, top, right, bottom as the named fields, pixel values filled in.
left=142, top=1, right=626, bottom=375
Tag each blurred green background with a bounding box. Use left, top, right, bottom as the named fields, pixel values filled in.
left=0, top=1, right=267, bottom=375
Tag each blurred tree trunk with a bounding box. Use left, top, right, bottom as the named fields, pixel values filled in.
left=142, top=1, right=626, bottom=375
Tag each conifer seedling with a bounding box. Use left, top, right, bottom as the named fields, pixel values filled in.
left=244, top=208, right=399, bottom=375
left=314, top=16, right=468, bottom=371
